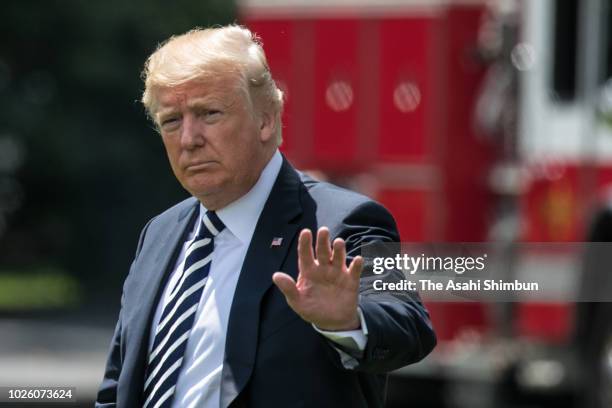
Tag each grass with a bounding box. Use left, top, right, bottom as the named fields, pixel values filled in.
left=0, top=268, right=80, bottom=310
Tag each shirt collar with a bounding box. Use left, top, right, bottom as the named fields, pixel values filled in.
left=199, top=149, right=283, bottom=244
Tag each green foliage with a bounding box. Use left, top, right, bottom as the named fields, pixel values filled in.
left=0, top=268, right=79, bottom=310
left=0, top=0, right=236, bottom=308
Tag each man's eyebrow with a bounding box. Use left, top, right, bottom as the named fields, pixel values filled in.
left=186, top=97, right=228, bottom=109
left=157, top=108, right=178, bottom=116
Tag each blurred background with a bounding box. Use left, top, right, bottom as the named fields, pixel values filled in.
left=1, top=0, right=612, bottom=406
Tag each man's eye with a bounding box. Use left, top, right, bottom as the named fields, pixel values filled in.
left=161, top=117, right=180, bottom=129
left=201, top=110, right=222, bottom=121
left=162, top=118, right=178, bottom=125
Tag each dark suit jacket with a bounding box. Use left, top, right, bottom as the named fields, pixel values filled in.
left=96, top=158, right=436, bottom=407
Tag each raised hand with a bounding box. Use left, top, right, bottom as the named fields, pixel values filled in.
left=272, top=227, right=364, bottom=331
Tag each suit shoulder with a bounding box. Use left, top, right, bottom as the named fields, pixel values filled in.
left=130, top=197, right=197, bottom=258
left=145, top=196, right=198, bottom=230
left=298, top=172, right=400, bottom=241
left=156, top=196, right=198, bottom=219
left=298, top=172, right=391, bottom=217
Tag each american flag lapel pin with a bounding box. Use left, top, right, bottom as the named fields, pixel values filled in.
left=270, top=237, right=283, bottom=248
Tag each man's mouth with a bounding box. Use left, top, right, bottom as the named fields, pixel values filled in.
left=185, top=161, right=217, bottom=171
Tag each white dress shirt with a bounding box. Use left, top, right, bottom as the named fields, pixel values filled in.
left=148, top=150, right=367, bottom=408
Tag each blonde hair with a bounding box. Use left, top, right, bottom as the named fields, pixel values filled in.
left=141, top=25, right=284, bottom=145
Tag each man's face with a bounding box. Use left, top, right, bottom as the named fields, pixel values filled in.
left=154, top=78, right=273, bottom=209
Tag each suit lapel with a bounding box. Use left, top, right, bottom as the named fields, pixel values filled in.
left=130, top=200, right=198, bottom=331
left=122, top=199, right=198, bottom=405
left=220, top=158, right=303, bottom=408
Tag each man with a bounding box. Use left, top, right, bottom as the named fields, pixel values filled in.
left=96, top=25, right=436, bottom=408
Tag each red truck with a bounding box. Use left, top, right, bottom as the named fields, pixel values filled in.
left=239, top=0, right=612, bottom=406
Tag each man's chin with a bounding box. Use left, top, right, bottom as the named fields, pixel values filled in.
left=181, top=173, right=223, bottom=193
left=183, top=181, right=226, bottom=202
left=187, top=186, right=220, bottom=198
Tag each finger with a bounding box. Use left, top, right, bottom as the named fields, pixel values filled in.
left=348, top=255, right=364, bottom=280
left=298, top=229, right=315, bottom=269
left=331, top=238, right=346, bottom=269
left=315, top=227, right=332, bottom=263
left=272, top=272, right=300, bottom=304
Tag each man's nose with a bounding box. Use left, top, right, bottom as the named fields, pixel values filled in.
left=179, top=114, right=205, bottom=149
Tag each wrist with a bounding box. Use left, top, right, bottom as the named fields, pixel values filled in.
left=317, top=311, right=361, bottom=332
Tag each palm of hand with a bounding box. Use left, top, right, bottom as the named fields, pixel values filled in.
left=273, top=227, right=363, bottom=331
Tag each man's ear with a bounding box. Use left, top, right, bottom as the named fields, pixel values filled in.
left=258, top=110, right=276, bottom=143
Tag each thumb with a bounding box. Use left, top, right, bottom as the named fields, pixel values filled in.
left=272, top=272, right=299, bottom=303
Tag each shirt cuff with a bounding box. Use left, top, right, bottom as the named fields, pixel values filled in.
left=312, top=307, right=369, bottom=352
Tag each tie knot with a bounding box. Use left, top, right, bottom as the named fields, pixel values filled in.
left=201, top=211, right=225, bottom=237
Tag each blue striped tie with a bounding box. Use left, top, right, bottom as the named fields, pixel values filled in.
left=143, top=211, right=225, bottom=408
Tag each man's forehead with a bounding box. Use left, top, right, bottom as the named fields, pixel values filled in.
left=158, top=81, right=237, bottom=106
left=156, top=75, right=241, bottom=104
